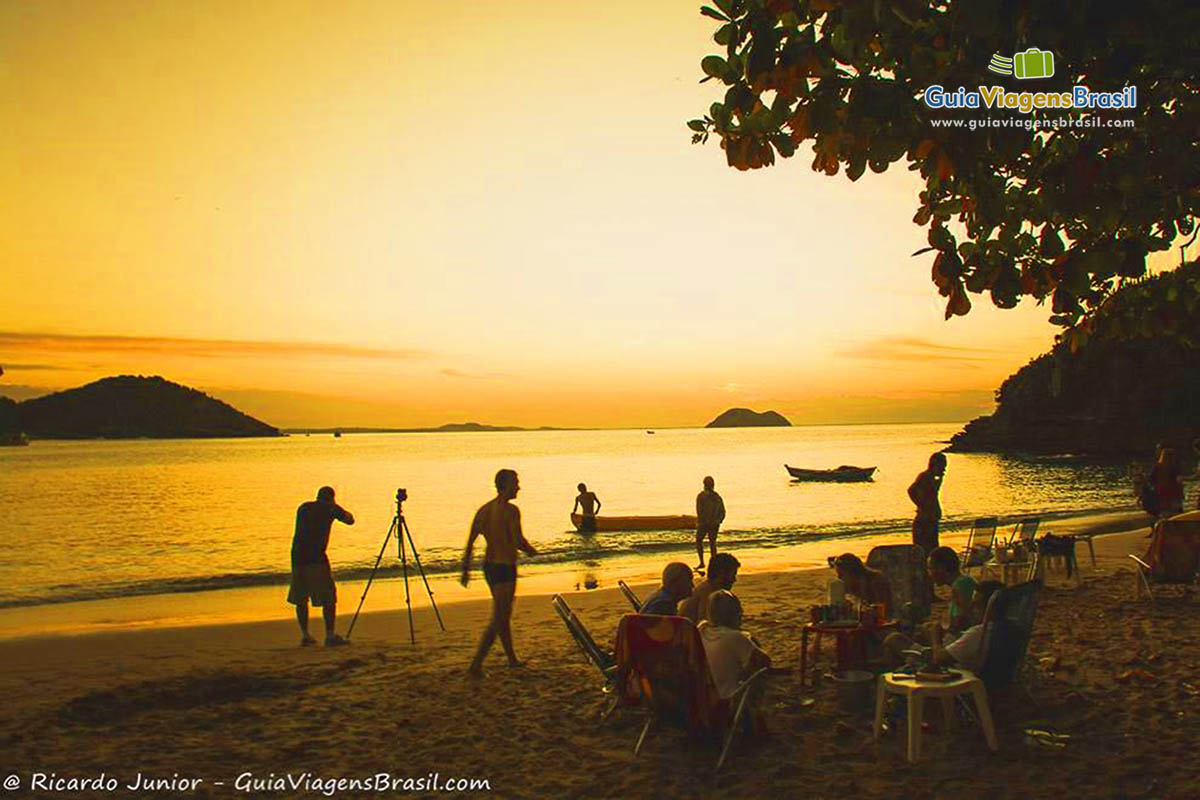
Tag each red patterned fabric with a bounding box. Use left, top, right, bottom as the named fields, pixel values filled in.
left=1144, top=512, right=1200, bottom=582
left=613, top=614, right=729, bottom=733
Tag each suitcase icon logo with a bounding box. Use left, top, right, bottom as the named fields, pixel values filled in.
left=988, top=48, right=1055, bottom=80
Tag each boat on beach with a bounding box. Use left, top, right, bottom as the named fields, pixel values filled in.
left=785, top=464, right=876, bottom=482
left=571, top=513, right=697, bottom=532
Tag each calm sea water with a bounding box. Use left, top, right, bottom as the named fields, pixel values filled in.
left=0, top=424, right=1138, bottom=609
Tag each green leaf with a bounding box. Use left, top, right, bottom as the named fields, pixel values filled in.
left=772, top=134, right=796, bottom=158
left=714, top=23, right=735, bottom=46
left=687, top=119, right=709, bottom=132
left=701, top=5, right=729, bottom=21
left=911, top=246, right=937, bottom=257
left=701, top=56, right=729, bottom=80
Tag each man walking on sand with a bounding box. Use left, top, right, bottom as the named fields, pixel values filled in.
left=695, top=475, right=726, bottom=571
left=287, top=486, right=355, bottom=647
left=462, top=469, right=538, bottom=676
left=572, top=482, right=602, bottom=533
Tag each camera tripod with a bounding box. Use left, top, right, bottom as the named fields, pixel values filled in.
left=346, top=489, right=444, bottom=644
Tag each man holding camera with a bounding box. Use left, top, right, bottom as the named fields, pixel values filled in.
left=287, top=485, right=355, bottom=646
left=461, top=469, right=538, bottom=676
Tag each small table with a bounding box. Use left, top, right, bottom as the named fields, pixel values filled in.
left=799, top=619, right=897, bottom=685
left=981, top=558, right=1030, bottom=585
left=873, top=670, right=998, bottom=763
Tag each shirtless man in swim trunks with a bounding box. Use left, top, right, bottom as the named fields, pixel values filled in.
left=461, top=469, right=538, bottom=676
left=572, top=483, right=602, bottom=533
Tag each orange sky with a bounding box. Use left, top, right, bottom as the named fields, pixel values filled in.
left=0, top=1, right=1174, bottom=428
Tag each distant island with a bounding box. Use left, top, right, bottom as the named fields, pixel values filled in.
left=0, top=376, right=281, bottom=440
left=950, top=262, right=1200, bottom=456
left=705, top=408, right=792, bottom=428
left=285, top=423, right=556, bottom=434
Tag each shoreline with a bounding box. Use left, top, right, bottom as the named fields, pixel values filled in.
left=0, top=507, right=1149, bottom=642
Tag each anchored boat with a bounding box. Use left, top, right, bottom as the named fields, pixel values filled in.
left=785, top=464, right=876, bottom=482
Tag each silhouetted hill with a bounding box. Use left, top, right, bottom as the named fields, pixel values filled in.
left=4, top=376, right=280, bottom=439
left=950, top=263, right=1200, bottom=455
left=706, top=408, right=792, bottom=428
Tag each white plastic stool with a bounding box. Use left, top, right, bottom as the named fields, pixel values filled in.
left=873, top=671, right=998, bottom=762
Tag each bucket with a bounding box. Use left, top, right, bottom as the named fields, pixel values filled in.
left=832, top=670, right=875, bottom=714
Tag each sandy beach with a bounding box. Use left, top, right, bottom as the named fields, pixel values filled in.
left=2, top=510, right=1196, bottom=799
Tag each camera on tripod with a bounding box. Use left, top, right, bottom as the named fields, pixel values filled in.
left=346, top=487, right=443, bottom=644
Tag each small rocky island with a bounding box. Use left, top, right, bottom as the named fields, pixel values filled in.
left=0, top=376, right=281, bottom=440
left=705, top=408, right=792, bottom=428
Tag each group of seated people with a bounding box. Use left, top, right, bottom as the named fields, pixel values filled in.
left=637, top=553, right=771, bottom=699
left=623, top=542, right=1004, bottom=706
left=832, top=545, right=1003, bottom=673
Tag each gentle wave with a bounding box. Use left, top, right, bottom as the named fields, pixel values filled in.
left=0, top=503, right=1134, bottom=610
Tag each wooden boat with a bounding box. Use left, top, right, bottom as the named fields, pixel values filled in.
left=571, top=513, right=697, bottom=532
left=785, top=464, right=876, bottom=482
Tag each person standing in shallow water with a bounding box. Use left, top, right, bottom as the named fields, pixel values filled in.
left=287, top=486, right=355, bottom=647
left=908, top=452, right=947, bottom=554
left=695, top=475, right=726, bottom=571
left=572, top=482, right=602, bottom=533
left=461, top=469, right=537, bottom=676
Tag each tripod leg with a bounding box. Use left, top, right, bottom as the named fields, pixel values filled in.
left=398, top=515, right=415, bottom=645
left=346, top=517, right=395, bottom=641
left=402, top=517, right=446, bottom=631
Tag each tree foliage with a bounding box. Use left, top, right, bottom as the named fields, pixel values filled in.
left=689, top=0, right=1200, bottom=329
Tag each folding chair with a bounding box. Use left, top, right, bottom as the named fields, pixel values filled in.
left=977, top=580, right=1043, bottom=691
left=866, top=544, right=930, bottom=626
left=612, top=614, right=767, bottom=772
left=618, top=580, right=643, bottom=612
left=552, top=595, right=618, bottom=705
left=1129, top=513, right=1200, bottom=601
left=1006, top=517, right=1040, bottom=546
left=961, top=517, right=999, bottom=574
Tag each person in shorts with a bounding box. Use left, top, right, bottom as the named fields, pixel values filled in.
left=461, top=469, right=538, bottom=676
left=287, top=486, right=355, bottom=646
left=695, top=476, right=726, bottom=570
left=572, top=483, right=602, bottom=533
left=908, top=452, right=947, bottom=553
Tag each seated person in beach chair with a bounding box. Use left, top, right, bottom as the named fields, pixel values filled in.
left=834, top=553, right=893, bottom=616
left=679, top=552, right=740, bottom=624
left=697, top=590, right=771, bottom=698
left=640, top=562, right=695, bottom=615
left=612, top=610, right=768, bottom=768
left=928, top=546, right=977, bottom=634
left=885, top=581, right=1004, bottom=671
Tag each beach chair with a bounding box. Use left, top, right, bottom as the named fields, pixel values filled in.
left=552, top=595, right=618, bottom=697
left=1129, top=513, right=1200, bottom=601
left=977, top=580, right=1043, bottom=691
left=961, top=517, right=999, bottom=574
left=866, top=544, right=930, bottom=626
left=612, top=614, right=767, bottom=772
left=618, top=580, right=643, bottom=612
left=1005, top=517, right=1040, bottom=546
